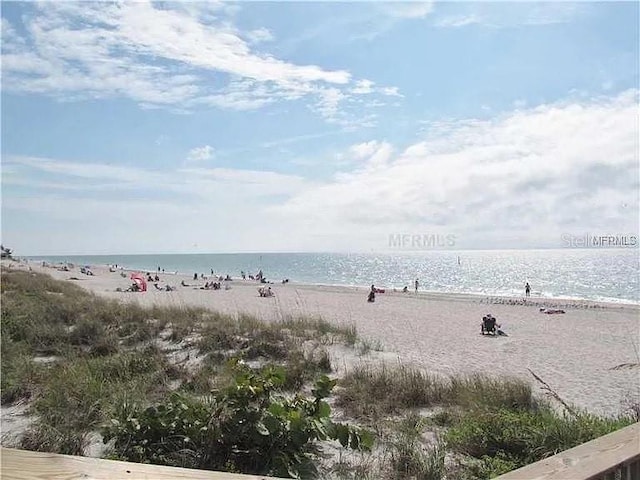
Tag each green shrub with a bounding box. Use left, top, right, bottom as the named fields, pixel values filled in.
left=1, top=339, right=46, bottom=404
left=337, top=364, right=536, bottom=419
left=104, top=364, right=372, bottom=478
left=446, top=408, right=635, bottom=478
left=387, top=414, right=445, bottom=480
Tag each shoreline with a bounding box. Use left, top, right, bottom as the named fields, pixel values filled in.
left=19, top=259, right=640, bottom=310
left=3, top=258, right=639, bottom=415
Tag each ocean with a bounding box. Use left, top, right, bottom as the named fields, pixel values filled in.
left=27, top=249, right=639, bottom=304
left=27, top=248, right=640, bottom=303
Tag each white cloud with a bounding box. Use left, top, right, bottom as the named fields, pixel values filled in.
left=352, top=79, right=375, bottom=95
left=3, top=91, right=638, bottom=253
left=245, top=27, right=274, bottom=44
left=381, top=2, right=434, bottom=19
left=314, top=88, right=347, bottom=122
left=349, top=141, right=386, bottom=160
left=434, top=15, right=481, bottom=28
left=274, top=90, right=639, bottom=249
left=187, top=145, right=214, bottom=162
left=380, top=86, right=403, bottom=97
left=0, top=2, right=398, bottom=124
left=434, top=3, right=588, bottom=29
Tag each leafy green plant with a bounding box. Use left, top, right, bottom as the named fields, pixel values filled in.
left=445, top=407, right=635, bottom=478
left=104, top=363, right=373, bottom=478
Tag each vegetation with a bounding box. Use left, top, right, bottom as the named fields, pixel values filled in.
left=335, top=363, right=635, bottom=479
left=0, top=268, right=367, bottom=476
left=336, top=363, right=536, bottom=419
left=1, top=267, right=636, bottom=479
left=445, top=408, right=633, bottom=478
left=104, top=365, right=372, bottom=478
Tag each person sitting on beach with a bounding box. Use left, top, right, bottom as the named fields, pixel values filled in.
left=249, top=274, right=255, bottom=280
left=155, top=274, right=160, bottom=282
left=540, top=308, right=565, bottom=314
left=402, top=286, right=409, bottom=293
left=481, top=314, right=499, bottom=335
left=165, top=285, right=174, bottom=291
left=258, top=286, right=274, bottom=297
left=181, top=280, right=188, bottom=287
left=153, top=283, right=163, bottom=291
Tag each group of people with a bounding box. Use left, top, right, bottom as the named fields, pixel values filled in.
left=258, top=286, right=274, bottom=297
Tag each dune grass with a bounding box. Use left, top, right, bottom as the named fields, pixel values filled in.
left=336, top=363, right=537, bottom=419
left=0, top=268, right=358, bottom=458
left=1, top=267, right=636, bottom=479
left=335, top=362, right=635, bottom=479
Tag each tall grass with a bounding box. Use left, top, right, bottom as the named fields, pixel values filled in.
left=386, top=414, right=446, bottom=480
left=1, top=268, right=358, bottom=456
left=445, top=408, right=635, bottom=478
left=337, top=363, right=537, bottom=418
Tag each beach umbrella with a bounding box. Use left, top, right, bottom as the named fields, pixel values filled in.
left=130, top=272, right=147, bottom=292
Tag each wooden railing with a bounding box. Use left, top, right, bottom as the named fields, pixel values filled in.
left=495, top=422, right=640, bottom=480
left=0, top=447, right=287, bottom=480
left=2, top=423, right=638, bottom=479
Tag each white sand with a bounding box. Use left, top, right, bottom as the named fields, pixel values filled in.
left=9, top=260, right=640, bottom=416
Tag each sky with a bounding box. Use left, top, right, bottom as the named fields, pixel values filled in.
left=1, top=1, right=639, bottom=255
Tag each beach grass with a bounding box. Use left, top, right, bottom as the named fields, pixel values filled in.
left=0, top=268, right=361, bottom=460
left=2, top=267, right=636, bottom=479
left=336, top=363, right=538, bottom=419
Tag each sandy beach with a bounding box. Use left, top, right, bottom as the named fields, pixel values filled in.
left=9, top=260, right=640, bottom=416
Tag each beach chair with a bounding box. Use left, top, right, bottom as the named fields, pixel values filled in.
left=481, top=316, right=497, bottom=335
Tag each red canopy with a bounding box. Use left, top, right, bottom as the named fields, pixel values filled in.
left=130, top=272, right=147, bottom=292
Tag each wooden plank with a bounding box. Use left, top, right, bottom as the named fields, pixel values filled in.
left=0, top=447, right=286, bottom=480
left=496, top=422, right=640, bottom=480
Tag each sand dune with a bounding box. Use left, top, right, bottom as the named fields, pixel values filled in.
left=14, top=261, right=640, bottom=416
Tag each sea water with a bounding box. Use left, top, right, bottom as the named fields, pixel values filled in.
left=27, top=249, right=639, bottom=304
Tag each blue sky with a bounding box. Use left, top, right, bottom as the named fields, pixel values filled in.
left=1, top=1, right=639, bottom=255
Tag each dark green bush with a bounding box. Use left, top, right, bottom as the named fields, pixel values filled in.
left=104, top=364, right=372, bottom=478
left=446, top=408, right=634, bottom=478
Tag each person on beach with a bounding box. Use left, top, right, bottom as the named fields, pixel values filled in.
left=415, top=278, right=419, bottom=293
left=368, top=285, right=376, bottom=303
left=525, top=282, right=531, bottom=297
left=402, top=286, right=409, bottom=293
